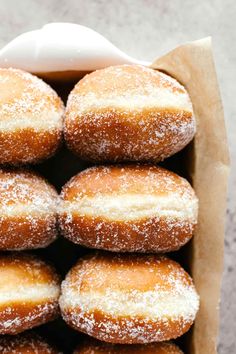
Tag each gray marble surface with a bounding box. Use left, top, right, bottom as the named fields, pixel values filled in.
left=0, top=0, right=235, bottom=352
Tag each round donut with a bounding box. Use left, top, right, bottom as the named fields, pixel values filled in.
left=0, top=253, right=60, bottom=334
left=60, top=253, right=199, bottom=344
left=0, top=68, right=64, bottom=165
left=59, top=165, right=198, bottom=252
left=64, top=64, right=195, bottom=163
left=0, top=333, right=61, bottom=353
left=0, top=169, right=59, bottom=250
left=74, top=338, right=183, bottom=354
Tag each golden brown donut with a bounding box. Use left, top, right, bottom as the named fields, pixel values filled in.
left=0, top=253, right=60, bottom=334
left=0, top=68, right=64, bottom=165
left=0, top=169, right=59, bottom=250
left=64, top=64, right=195, bottom=163
left=59, top=165, right=198, bottom=252
left=60, top=253, right=199, bottom=344
left=0, top=333, right=61, bottom=353
left=74, top=338, right=183, bottom=353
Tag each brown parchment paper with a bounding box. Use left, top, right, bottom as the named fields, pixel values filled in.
left=151, top=37, right=229, bottom=354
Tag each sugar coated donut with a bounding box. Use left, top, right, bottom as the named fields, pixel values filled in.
left=0, top=333, right=61, bottom=353
left=0, top=253, right=60, bottom=334
left=0, top=68, right=64, bottom=165
left=74, top=338, right=183, bottom=353
left=59, top=165, right=198, bottom=252
left=0, top=169, right=59, bottom=250
left=64, top=64, right=195, bottom=163
left=60, top=253, right=199, bottom=344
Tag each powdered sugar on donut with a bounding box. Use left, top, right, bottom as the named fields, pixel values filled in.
left=0, top=254, right=60, bottom=334
left=0, top=169, right=59, bottom=250
left=68, top=65, right=192, bottom=114
left=65, top=65, right=196, bottom=163
left=59, top=165, right=198, bottom=252
left=0, top=68, right=64, bottom=131
left=0, top=68, right=64, bottom=164
left=0, top=169, right=58, bottom=210
left=0, top=302, right=58, bottom=334
left=60, top=253, right=199, bottom=343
